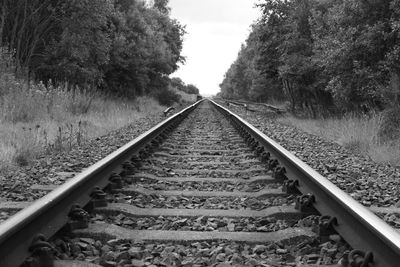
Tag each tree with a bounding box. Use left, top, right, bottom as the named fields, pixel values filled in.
left=170, top=77, right=200, bottom=94
left=221, top=0, right=400, bottom=115
left=37, top=0, right=113, bottom=87
left=103, top=0, right=185, bottom=97
left=219, top=1, right=289, bottom=103
left=1, top=0, right=61, bottom=75
left=1, top=0, right=185, bottom=100
left=184, top=84, right=199, bottom=94
left=153, top=0, right=170, bottom=14
left=311, top=0, right=392, bottom=111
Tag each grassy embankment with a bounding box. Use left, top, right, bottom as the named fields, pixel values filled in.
left=279, top=114, right=400, bottom=166
left=173, top=87, right=198, bottom=103
left=0, top=83, right=164, bottom=171
left=0, top=63, right=167, bottom=172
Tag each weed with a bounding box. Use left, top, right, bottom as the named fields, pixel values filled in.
left=0, top=47, right=164, bottom=171
left=279, top=113, right=400, bottom=166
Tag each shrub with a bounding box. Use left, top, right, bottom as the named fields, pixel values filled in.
left=0, top=47, right=165, bottom=170
left=0, top=47, right=15, bottom=75
left=0, top=78, right=46, bottom=123
left=9, top=125, right=43, bottom=166
left=154, top=89, right=181, bottom=106
left=64, top=88, right=95, bottom=115
left=378, top=107, right=400, bottom=143
left=279, top=112, right=400, bottom=165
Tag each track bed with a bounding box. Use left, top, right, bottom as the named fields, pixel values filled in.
left=0, top=100, right=399, bottom=267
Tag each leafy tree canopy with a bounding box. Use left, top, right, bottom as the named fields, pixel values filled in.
left=220, top=0, right=400, bottom=115
left=0, top=0, right=186, bottom=99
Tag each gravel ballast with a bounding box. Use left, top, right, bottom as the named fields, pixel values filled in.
left=111, top=193, right=293, bottom=210
left=0, top=114, right=164, bottom=202
left=97, top=213, right=293, bottom=232
left=131, top=179, right=277, bottom=192
left=220, top=103, right=400, bottom=208
left=51, top=236, right=349, bottom=266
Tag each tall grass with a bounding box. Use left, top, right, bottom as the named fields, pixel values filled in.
left=278, top=114, right=400, bottom=166
left=170, top=86, right=198, bottom=104
left=0, top=84, right=163, bottom=169
left=0, top=49, right=164, bottom=170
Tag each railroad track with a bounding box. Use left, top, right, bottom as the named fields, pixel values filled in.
left=0, top=100, right=400, bottom=267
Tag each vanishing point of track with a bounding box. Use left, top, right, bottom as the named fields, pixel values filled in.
left=0, top=99, right=400, bottom=267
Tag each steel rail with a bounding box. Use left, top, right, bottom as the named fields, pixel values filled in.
left=211, top=99, right=400, bottom=267
left=0, top=100, right=203, bottom=267
left=223, top=99, right=284, bottom=113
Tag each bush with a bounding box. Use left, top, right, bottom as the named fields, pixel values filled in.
left=154, top=89, right=181, bottom=106
left=0, top=78, right=45, bottom=123
left=378, top=107, right=400, bottom=143
left=0, top=47, right=166, bottom=170
left=0, top=47, right=15, bottom=75
left=63, top=88, right=95, bottom=115
left=278, top=113, right=400, bottom=165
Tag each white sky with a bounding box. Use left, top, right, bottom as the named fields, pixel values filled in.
left=169, top=0, right=260, bottom=96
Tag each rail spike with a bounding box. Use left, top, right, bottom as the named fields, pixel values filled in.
left=109, top=173, right=122, bottom=190
left=268, top=159, right=279, bottom=171
left=261, top=152, right=271, bottom=162
left=121, top=161, right=136, bottom=177
left=283, top=179, right=299, bottom=194
left=90, top=187, right=108, bottom=208
left=295, top=194, right=316, bottom=213
left=274, top=166, right=287, bottom=180
left=340, top=250, right=374, bottom=267
left=22, top=234, right=54, bottom=267
left=67, top=204, right=89, bottom=230
left=317, top=215, right=338, bottom=243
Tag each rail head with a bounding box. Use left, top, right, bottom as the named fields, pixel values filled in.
left=0, top=99, right=204, bottom=267
left=210, top=99, right=400, bottom=267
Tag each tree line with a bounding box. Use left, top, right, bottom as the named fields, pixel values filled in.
left=170, top=77, right=199, bottom=95
left=219, top=0, right=400, bottom=116
left=0, top=0, right=193, bottom=100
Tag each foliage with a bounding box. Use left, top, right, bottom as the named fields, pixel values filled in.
left=378, top=107, right=400, bottom=142
left=0, top=48, right=164, bottom=168
left=170, top=77, right=199, bottom=95
left=38, top=0, right=113, bottom=87
left=279, top=113, right=400, bottom=165
left=220, top=0, right=400, bottom=115
left=153, top=88, right=181, bottom=106
left=0, top=0, right=185, bottom=98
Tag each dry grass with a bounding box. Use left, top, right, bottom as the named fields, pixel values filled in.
left=171, top=86, right=198, bottom=103
left=0, top=47, right=165, bottom=171
left=278, top=114, right=400, bottom=166
left=0, top=78, right=163, bottom=170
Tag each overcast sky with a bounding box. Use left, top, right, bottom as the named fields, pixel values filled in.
left=169, top=0, right=260, bottom=96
